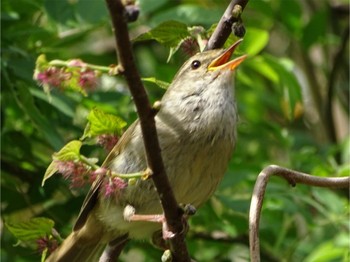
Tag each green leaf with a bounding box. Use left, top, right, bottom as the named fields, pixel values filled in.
left=52, top=140, right=82, bottom=161
left=42, top=160, right=59, bottom=186
left=304, top=241, right=347, bottom=262
left=82, top=108, right=126, bottom=139
left=142, top=77, right=170, bottom=89
left=240, top=27, right=269, bottom=56
left=5, top=217, right=55, bottom=242
left=133, top=20, right=190, bottom=49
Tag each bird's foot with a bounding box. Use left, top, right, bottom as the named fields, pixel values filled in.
left=123, top=205, right=175, bottom=239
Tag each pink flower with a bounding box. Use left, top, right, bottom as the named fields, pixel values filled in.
left=35, top=67, right=71, bottom=88
left=55, top=160, right=93, bottom=188
left=102, top=177, right=127, bottom=198
left=97, top=134, right=119, bottom=152
left=79, top=70, right=98, bottom=91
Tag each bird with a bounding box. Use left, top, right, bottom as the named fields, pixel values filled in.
left=46, top=39, right=246, bottom=261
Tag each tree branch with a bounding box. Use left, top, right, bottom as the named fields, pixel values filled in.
left=205, top=0, right=249, bottom=51
left=104, top=0, right=190, bottom=261
left=249, top=165, right=350, bottom=262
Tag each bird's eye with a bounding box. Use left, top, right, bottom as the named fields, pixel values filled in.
left=191, top=60, right=201, bottom=70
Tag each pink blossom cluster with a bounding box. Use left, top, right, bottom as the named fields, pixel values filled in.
left=55, top=161, right=127, bottom=197
left=35, top=67, right=70, bottom=89
left=34, top=59, right=98, bottom=93
left=55, top=160, right=94, bottom=188
left=78, top=70, right=98, bottom=91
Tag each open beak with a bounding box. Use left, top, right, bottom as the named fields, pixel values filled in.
left=208, top=39, right=247, bottom=71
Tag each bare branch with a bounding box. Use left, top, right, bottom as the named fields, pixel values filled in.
left=249, top=165, right=350, bottom=262
left=205, top=0, right=249, bottom=51
left=104, top=0, right=190, bottom=261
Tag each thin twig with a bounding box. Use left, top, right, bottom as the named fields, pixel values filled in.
left=249, top=165, right=350, bottom=262
left=205, top=0, right=249, bottom=51
left=104, top=0, right=190, bottom=261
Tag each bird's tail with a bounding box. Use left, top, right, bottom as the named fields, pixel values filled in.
left=46, top=229, right=104, bottom=262
left=45, top=217, right=129, bottom=262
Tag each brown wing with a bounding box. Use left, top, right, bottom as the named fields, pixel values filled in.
left=73, top=120, right=139, bottom=231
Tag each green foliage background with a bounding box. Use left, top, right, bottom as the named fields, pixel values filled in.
left=2, top=0, right=349, bottom=261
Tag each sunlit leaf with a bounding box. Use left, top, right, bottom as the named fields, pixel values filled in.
left=42, top=160, right=59, bottom=186
left=304, top=241, right=348, bottom=262
left=240, top=28, right=269, bottom=56
left=52, top=140, right=82, bottom=161
left=81, top=108, right=127, bottom=139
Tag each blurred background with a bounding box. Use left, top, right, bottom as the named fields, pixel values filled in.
left=2, top=0, right=349, bottom=261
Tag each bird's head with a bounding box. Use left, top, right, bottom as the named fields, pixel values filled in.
left=167, top=39, right=247, bottom=95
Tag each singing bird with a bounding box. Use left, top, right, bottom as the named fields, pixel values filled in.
left=46, top=40, right=246, bottom=261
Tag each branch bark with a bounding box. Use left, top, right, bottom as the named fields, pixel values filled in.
left=249, top=165, right=350, bottom=262
left=104, top=0, right=190, bottom=261
left=205, top=0, right=249, bottom=51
